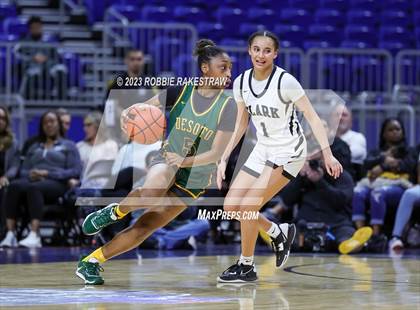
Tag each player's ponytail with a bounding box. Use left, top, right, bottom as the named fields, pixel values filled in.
left=248, top=30, right=280, bottom=50
left=194, top=39, right=226, bottom=73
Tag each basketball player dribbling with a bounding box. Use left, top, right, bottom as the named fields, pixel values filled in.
left=216, top=31, right=343, bottom=282
left=76, top=39, right=237, bottom=285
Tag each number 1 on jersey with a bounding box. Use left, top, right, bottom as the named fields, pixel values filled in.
left=261, top=122, right=269, bottom=137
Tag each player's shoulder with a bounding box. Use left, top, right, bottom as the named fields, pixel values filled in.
left=233, top=68, right=253, bottom=84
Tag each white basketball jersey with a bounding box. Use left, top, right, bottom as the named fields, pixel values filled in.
left=236, top=66, right=304, bottom=148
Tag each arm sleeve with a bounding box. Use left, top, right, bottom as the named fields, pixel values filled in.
left=158, top=86, right=184, bottom=110
left=232, top=75, right=243, bottom=103
left=280, top=73, right=305, bottom=103
left=48, top=142, right=82, bottom=181
left=217, top=98, right=238, bottom=132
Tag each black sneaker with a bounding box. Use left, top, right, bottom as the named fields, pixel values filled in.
left=217, top=262, right=258, bottom=283
left=271, top=223, right=296, bottom=269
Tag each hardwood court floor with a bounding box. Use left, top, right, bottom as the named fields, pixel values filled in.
left=0, top=253, right=419, bottom=309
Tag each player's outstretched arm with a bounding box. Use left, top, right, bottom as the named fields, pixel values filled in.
left=295, top=95, right=343, bottom=179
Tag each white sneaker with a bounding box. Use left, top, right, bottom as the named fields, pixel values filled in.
left=0, top=231, right=18, bottom=247
left=389, top=237, right=404, bottom=251
left=18, top=231, right=42, bottom=248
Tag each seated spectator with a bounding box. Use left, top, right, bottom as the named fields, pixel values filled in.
left=330, top=104, right=367, bottom=180
left=76, top=111, right=118, bottom=188
left=0, top=106, right=20, bottom=237
left=279, top=151, right=372, bottom=254
left=0, top=111, right=81, bottom=248
left=56, top=108, right=72, bottom=137
left=352, top=118, right=417, bottom=239
left=18, top=16, right=66, bottom=99
left=389, top=152, right=420, bottom=251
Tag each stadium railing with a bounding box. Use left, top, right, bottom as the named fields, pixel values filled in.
left=306, top=48, right=393, bottom=95
left=350, top=104, right=417, bottom=148
left=396, top=49, right=420, bottom=87
left=101, top=22, right=198, bottom=78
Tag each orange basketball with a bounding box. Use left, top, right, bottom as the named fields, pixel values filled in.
left=123, top=104, right=166, bottom=144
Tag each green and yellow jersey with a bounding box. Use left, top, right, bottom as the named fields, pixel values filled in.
left=159, top=84, right=236, bottom=198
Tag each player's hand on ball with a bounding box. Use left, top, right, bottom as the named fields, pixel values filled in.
left=216, top=160, right=227, bottom=190
left=166, top=152, right=184, bottom=168
left=324, top=155, right=343, bottom=179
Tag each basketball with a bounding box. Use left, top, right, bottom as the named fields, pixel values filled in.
left=123, top=104, right=166, bottom=144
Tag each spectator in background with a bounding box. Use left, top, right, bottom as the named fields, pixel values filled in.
left=0, top=106, right=20, bottom=238
left=389, top=152, right=420, bottom=251
left=279, top=150, right=372, bottom=254
left=75, top=111, right=118, bottom=189
left=19, top=16, right=66, bottom=99
left=330, top=104, right=367, bottom=180
left=56, top=108, right=72, bottom=137
left=104, top=49, right=157, bottom=124
left=352, top=118, right=417, bottom=240
left=0, top=111, right=81, bottom=248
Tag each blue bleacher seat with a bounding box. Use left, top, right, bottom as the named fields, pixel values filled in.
left=2, top=17, right=27, bottom=38
left=347, top=10, right=377, bottom=27
left=349, top=0, right=378, bottom=10
left=381, top=11, right=410, bottom=27
left=142, top=5, right=173, bottom=22
left=340, top=40, right=374, bottom=49
left=286, top=0, right=321, bottom=11
left=380, top=26, right=410, bottom=43
left=303, top=40, right=331, bottom=49
left=280, top=9, right=312, bottom=27
left=84, top=0, right=111, bottom=24
left=215, top=7, right=244, bottom=33
left=379, top=40, right=410, bottom=54
left=239, top=23, right=265, bottom=37
left=61, top=52, right=83, bottom=88
left=381, top=0, right=410, bottom=11
left=345, top=25, right=377, bottom=44
left=196, top=22, right=225, bottom=41
left=0, top=3, right=16, bottom=22
left=108, top=4, right=142, bottom=21
left=173, top=54, right=195, bottom=77
left=320, top=0, right=348, bottom=10
left=173, top=6, right=206, bottom=23
left=151, top=37, right=184, bottom=71
left=315, top=9, right=344, bottom=27
left=415, top=0, right=420, bottom=10
left=220, top=38, right=247, bottom=46
left=0, top=34, right=18, bottom=42
left=414, top=11, right=420, bottom=26
left=308, top=24, right=342, bottom=46
left=274, top=25, right=306, bottom=47
left=247, top=7, right=275, bottom=26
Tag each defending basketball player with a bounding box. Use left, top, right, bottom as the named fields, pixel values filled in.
left=75, top=39, right=237, bottom=285
left=216, top=31, right=343, bottom=282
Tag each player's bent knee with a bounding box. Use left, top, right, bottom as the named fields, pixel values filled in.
left=223, top=204, right=239, bottom=212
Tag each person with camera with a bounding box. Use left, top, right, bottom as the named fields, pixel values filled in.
left=280, top=150, right=373, bottom=254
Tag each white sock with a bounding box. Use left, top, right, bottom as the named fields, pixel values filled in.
left=279, top=223, right=289, bottom=237
left=88, top=257, right=99, bottom=263
left=239, top=254, right=254, bottom=266
left=266, top=222, right=281, bottom=238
